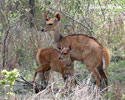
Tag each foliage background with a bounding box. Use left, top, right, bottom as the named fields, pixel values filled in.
left=0, top=0, right=125, bottom=99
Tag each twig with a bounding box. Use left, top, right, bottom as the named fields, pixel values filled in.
left=3, top=28, right=10, bottom=69
left=30, top=78, right=62, bottom=99
left=20, top=76, right=33, bottom=86
left=115, top=0, right=125, bottom=9
left=49, top=7, right=94, bottom=36
left=98, top=0, right=105, bottom=21
left=85, top=0, right=90, bottom=16
left=16, top=76, right=42, bottom=88
left=16, top=80, right=26, bottom=84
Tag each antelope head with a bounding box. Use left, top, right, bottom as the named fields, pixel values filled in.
left=41, top=13, right=60, bottom=32
left=58, top=46, right=72, bottom=68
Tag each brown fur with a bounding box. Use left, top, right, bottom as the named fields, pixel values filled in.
left=68, top=34, right=103, bottom=46
left=33, top=47, right=75, bottom=86
left=42, top=13, right=111, bottom=91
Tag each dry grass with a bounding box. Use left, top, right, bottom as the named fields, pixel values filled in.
left=14, top=77, right=105, bottom=100
left=4, top=63, right=109, bottom=100
left=0, top=62, right=125, bottom=100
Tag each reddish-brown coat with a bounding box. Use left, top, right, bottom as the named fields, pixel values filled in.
left=33, top=47, right=74, bottom=84
left=42, top=13, right=111, bottom=91
left=58, top=34, right=110, bottom=68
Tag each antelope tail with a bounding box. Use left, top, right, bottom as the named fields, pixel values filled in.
left=102, top=56, right=106, bottom=70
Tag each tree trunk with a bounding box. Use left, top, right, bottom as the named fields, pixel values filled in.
left=29, top=0, right=35, bottom=28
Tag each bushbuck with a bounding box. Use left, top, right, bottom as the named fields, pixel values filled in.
left=41, top=13, right=111, bottom=91
left=33, top=47, right=76, bottom=90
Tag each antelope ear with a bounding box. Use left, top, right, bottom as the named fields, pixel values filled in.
left=69, top=45, right=72, bottom=51
left=43, top=13, right=49, bottom=21
left=57, top=44, right=62, bottom=50
left=55, top=13, right=60, bottom=21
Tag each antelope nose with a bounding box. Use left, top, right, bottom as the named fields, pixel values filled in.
left=41, top=29, right=44, bottom=32
left=58, top=57, right=62, bottom=60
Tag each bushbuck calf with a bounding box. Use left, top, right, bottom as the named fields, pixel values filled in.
left=33, top=47, right=76, bottom=89
left=41, top=13, right=111, bottom=91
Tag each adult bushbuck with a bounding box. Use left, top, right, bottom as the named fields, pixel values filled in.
left=33, top=47, right=76, bottom=90
left=41, top=13, right=111, bottom=91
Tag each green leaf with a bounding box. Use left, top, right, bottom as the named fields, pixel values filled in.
left=1, top=70, right=8, bottom=75
left=0, top=80, right=6, bottom=85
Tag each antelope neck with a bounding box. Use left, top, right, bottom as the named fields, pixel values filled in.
left=53, top=24, right=63, bottom=43
left=65, top=58, right=72, bottom=68
left=66, top=63, right=72, bottom=68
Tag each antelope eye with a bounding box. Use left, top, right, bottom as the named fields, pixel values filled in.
left=63, top=53, right=67, bottom=55
left=46, top=18, right=49, bottom=21
left=48, top=23, right=53, bottom=26
left=58, top=47, right=62, bottom=50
